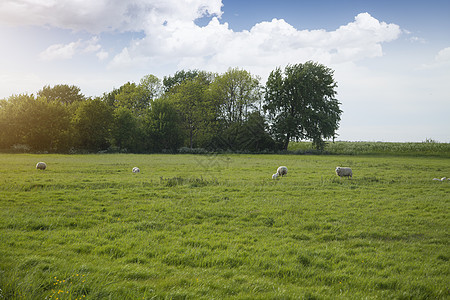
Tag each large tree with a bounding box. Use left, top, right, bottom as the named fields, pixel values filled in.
left=211, top=67, right=261, bottom=125
left=139, top=74, right=162, bottom=101
left=38, top=84, right=85, bottom=105
left=110, top=107, right=142, bottom=153
left=113, top=82, right=148, bottom=114
left=209, top=68, right=262, bottom=150
left=163, top=69, right=202, bottom=93
left=145, top=98, right=183, bottom=152
left=105, top=75, right=161, bottom=115
left=72, top=98, right=113, bottom=151
left=264, top=61, right=342, bottom=150
left=167, top=75, right=216, bottom=149
left=0, top=94, right=71, bottom=151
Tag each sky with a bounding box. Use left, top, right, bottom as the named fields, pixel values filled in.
left=0, top=0, right=449, bottom=142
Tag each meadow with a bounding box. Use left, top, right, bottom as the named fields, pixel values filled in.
left=0, top=151, right=449, bottom=299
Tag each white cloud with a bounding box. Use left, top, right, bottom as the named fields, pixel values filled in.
left=0, top=1, right=400, bottom=72
left=83, top=37, right=102, bottom=53
left=39, top=40, right=81, bottom=60
left=420, top=46, right=450, bottom=69
left=96, top=50, right=109, bottom=61
left=39, top=37, right=106, bottom=61
left=435, top=47, right=450, bottom=63
left=106, top=11, right=401, bottom=78
left=1, top=0, right=402, bottom=78
left=0, top=0, right=223, bottom=33
left=409, top=36, right=426, bottom=43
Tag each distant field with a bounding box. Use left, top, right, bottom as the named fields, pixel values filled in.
left=0, top=153, right=449, bottom=299
left=289, top=141, right=450, bottom=157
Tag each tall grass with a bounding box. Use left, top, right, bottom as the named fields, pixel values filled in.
left=289, top=140, right=450, bottom=157
left=0, top=153, right=449, bottom=299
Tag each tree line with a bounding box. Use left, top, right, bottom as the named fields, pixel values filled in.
left=0, top=62, right=342, bottom=153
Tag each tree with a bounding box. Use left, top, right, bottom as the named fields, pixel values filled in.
left=101, top=88, right=120, bottom=107
left=165, top=72, right=218, bottom=149
left=110, top=107, right=142, bottom=153
left=163, top=69, right=202, bottom=93
left=110, top=75, right=161, bottom=115
left=38, top=84, right=85, bottom=105
left=145, top=98, right=183, bottom=152
left=264, top=61, right=342, bottom=150
left=113, top=82, right=148, bottom=114
left=72, top=98, right=113, bottom=151
left=210, top=68, right=262, bottom=150
left=0, top=97, right=21, bottom=149
left=236, top=112, right=279, bottom=152
left=139, top=74, right=162, bottom=101
left=211, top=68, right=261, bottom=125
left=0, top=94, right=71, bottom=151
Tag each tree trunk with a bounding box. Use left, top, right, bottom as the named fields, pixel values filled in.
left=283, top=133, right=290, bottom=150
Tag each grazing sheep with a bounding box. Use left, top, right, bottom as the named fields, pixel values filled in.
left=335, top=166, right=352, bottom=178
left=36, top=162, right=47, bottom=170
left=272, top=166, right=288, bottom=179
left=433, top=177, right=448, bottom=181
left=132, top=167, right=140, bottom=173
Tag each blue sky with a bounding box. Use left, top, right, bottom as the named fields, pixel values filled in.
left=0, top=0, right=449, bottom=142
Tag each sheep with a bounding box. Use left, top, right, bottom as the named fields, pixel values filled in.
left=335, top=166, right=352, bottom=178
left=132, top=167, right=140, bottom=173
left=36, top=162, right=47, bottom=170
left=272, top=166, right=288, bottom=179
left=433, top=177, right=448, bottom=181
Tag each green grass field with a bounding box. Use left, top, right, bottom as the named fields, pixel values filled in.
left=0, top=153, right=449, bottom=299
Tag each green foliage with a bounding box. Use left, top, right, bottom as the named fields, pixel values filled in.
left=139, top=74, right=162, bottom=101
left=145, top=98, right=184, bottom=152
left=163, top=69, right=203, bottom=92
left=211, top=67, right=261, bottom=125
left=0, top=94, right=71, bottom=151
left=0, top=153, right=448, bottom=299
left=213, top=111, right=280, bottom=151
left=38, top=84, right=86, bottom=105
left=169, top=74, right=218, bottom=149
left=72, top=98, right=113, bottom=151
left=110, top=107, right=143, bottom=153
left=113, top=82, right=150, bottom=114
left=265, top=61, right=342, bottom=150
left=5, top=65, right=442, bottom=155
left=208, top=68, right=280, bottom=151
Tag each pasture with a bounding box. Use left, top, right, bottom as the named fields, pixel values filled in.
left=0, top=153, right=448, bottom=299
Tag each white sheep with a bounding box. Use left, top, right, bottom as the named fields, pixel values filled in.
left=272, top=166, right=288, bottom=179
left=335, top=166, right=352, bottom=178
left=433, top=177, right=448, bottom=181
left=36, top=162, right=47, bottom=170
left=132, top=167, right=140, bottom=173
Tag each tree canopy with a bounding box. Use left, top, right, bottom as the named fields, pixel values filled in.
left=0, top=62, right=342, bottom=153
left=264, top=61, right=342, bottom=150
left=38, top=84, right=85, bottom=105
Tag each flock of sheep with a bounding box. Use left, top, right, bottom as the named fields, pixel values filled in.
left=36, top=161, right=352, bottom=179
left=36, top=161, right=447, bottom=181
left=35, top=162, right=142, bottom=173
left=271, top=165, right=352, bottom=179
